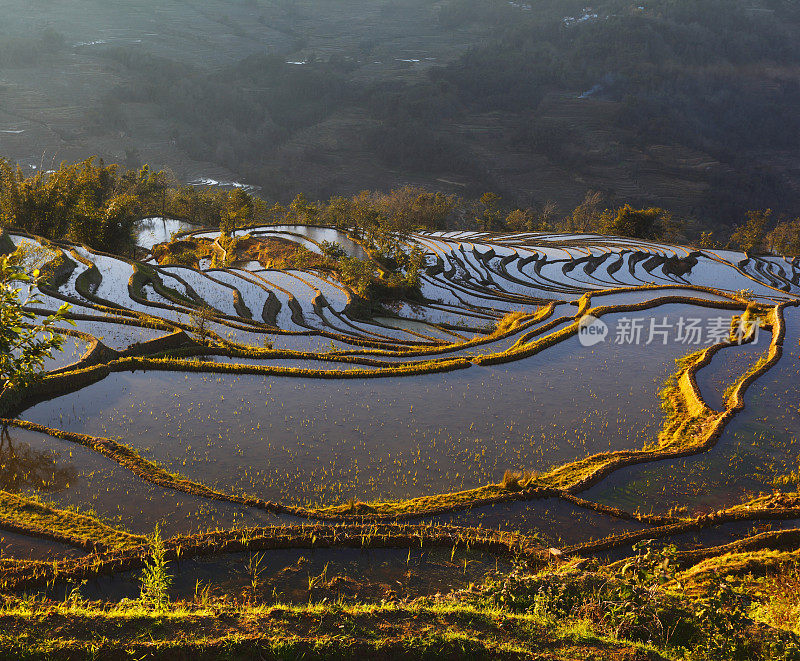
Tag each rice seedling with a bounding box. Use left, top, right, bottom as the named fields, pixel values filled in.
left=2, top=228, right=799, bottom=659
left=246, top=552, right=267, bottom=594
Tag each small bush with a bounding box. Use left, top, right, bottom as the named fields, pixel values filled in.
left=139, top=524, right=171, bottom=610
left=753, top=563, right=800, bottom=632
left=189, top=305, right=215, bottom=343
left=320, top=241, right=346, bottom=259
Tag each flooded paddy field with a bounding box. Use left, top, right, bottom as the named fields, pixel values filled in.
left=424, top=497, right=650, bottom=547
left=584, top=307, right=800, bottom=515
left=42, top=546, right=511, bottom=604
left=0, top=426, right=287, bottom=537
left=0, top=530, right=85, bottom=561
left=23, top=304, right=740, bottom=506
left=3, top=224, right=800, bottom=601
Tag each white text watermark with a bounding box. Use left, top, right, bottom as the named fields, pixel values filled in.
left=578, top=315, right=760, bottom=348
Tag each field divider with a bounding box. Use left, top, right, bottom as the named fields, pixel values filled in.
left=562, top=504, right=800, bottom=558
left=0, top=490, right=144, bottom=553
left=0, top=296, right=789, bottom=528
left=474, top=294, right=746, bottom=366
left=0, top=523, right=548, bottom=592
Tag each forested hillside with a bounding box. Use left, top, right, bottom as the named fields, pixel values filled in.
left=0, top=0, right=798, bottom=228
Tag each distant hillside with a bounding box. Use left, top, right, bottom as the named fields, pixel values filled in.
left=0, top=0, right=798, bottom=227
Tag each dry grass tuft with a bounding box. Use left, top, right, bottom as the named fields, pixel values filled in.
left=502, top=469, right=537, bottom=492
left=494, top=311, right=529, bottom=335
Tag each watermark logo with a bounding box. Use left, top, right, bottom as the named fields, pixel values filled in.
left=577, top=314, right=760, bottom=347
left=578, top=314, right=609, bottom=347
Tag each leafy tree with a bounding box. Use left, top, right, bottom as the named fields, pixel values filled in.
left=535, top=200, right=560, bottom=231
left=730, top=209, right=771, bottom=252
left=349, top=190, right=383, bottom=239
left=0, top=158, right=141, bottom=252
left=699, top=231, right=716, bottom=248
left=657, top=210, right=685, bottom=243
left=337, top=256, right=377, bottom=298
left=505, top=208, right=537, bottom=231
left=376, top=187, right=459, bottom=233
left=601, top=204, right=666, bottom=239
left=566, top=191, right=605, bottom=233
left=765, top=216, right=800, bottom=256
left=401, top=246, right=426, bottom=289
left=128, top=166, right=175, bottom=218
left=220, top=188, right=253, bottom=237
left=264, top=201, right=288, bottom=225
left=476, top=192, right=504, bottom=232
left=319, top=196, right=352, bottom=230
left=287, top=193, right=318, bottom=226
left=100, top=193, right=143, bottom=250
left=320, top=241, right=346, bottom=260
left=0, top=251, right=72, bottom=397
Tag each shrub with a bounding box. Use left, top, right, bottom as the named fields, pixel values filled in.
left=320, top=241, right=346, bottom=260
left=495, top=311, right=527, bottom=335
left=139, top=524, right=172, bottom=610
left=189, top=305, right=215, bottom=343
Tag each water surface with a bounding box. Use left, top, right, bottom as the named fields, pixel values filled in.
left=25, top=305, right=738, bottom=507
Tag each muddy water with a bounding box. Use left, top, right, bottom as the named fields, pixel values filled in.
left=24, top=305, right=738, bottom=507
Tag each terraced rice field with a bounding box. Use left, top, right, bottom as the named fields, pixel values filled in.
left=1, top=221, right=799, bottom=601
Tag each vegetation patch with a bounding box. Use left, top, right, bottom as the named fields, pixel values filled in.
left=0, top=490, right=142, bottom=553
left=3, top=190, right=800, bottom=659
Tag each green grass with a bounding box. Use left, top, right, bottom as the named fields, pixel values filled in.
left=0, top=490, right=143, bottom=551
left=1, top=553, right=800, bottom=660
left=0, top=594, right=670, bottom=660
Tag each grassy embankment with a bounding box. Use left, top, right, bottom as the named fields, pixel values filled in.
left=2, top=540, right=800, bottom=660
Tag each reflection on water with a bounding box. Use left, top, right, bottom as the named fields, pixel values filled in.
left=0, top=531, right=84, bottom=561
left=188, top=224, right=370, bottom=261
left=42, top=336, right=89, bottom=372
left=254, top=225, right=370, bottom=260
left=694, top=339, right=767, bottom=411
left=135, top=217, right=196, bottom=250
left=584, top=308, right=800, bottom=515
left=50, top=547, right=510, bottom=603
left=24, top=305, right=737, bottom=507
left=425, top=497, right=649, bottom=547
left=0, top=427, right=288, bottom=537
left=0, top=426, right=76, bottom=493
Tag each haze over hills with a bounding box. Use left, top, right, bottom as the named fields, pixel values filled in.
left=0, top=0, right=798, bottom=225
